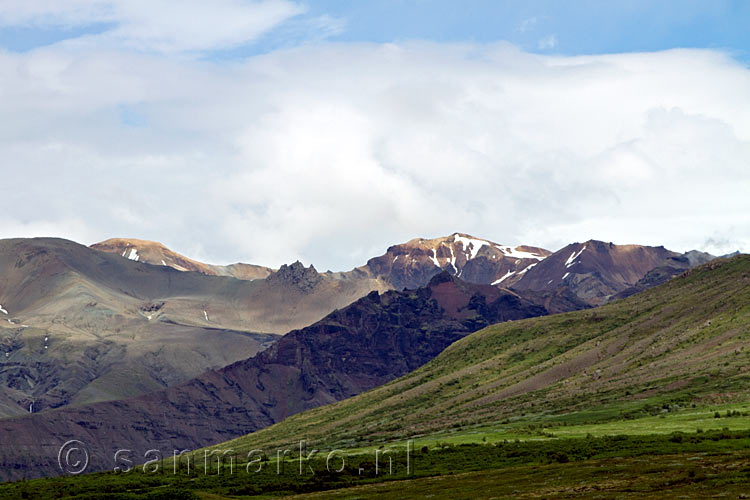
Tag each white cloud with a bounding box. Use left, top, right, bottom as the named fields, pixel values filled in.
left=0, top=1, right=115, bottom=27
left=0, top=42, right=749, bottom=268
left=537, top=34, right=557, bottom=50
left=0, top=0, right=304, bottom=52
left=518, top=17, right=537, bottom=33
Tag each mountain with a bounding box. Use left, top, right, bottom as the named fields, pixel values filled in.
left=511, top=240, right=683, bottom=305
left=202, top=254, right=750, bottom=455
left=96, top=234, right=550, bottom=291
left=91, top=238, right=274, bottom=280
left=0, top=272, right=584, bottom=480
left=0, top=238, right=386, bottom=417
left=91, top=235, right=718, bottom=306
left=340, top=232, right=550, bottom=289
left=612, top=250, right=718, bottom=300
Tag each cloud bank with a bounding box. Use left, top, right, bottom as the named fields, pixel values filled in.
left=0, top=30, right=748, bottom=269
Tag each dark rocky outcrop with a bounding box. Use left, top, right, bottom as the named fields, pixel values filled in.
left=265, top=261, right=322, bottom=292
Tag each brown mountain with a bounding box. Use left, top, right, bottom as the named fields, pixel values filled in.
left=91, top=238, right=274, bottom=281
left=612, top=250, right=718, bottom=300
left=0, top=272, right=586, bottom=480
left=511, top=240, right=682, bottom=305
left=93, top=233, right=550, bottom=292
left=0, top=238, right=386, bottom=417
left=340, top=232, right=550, bottom=289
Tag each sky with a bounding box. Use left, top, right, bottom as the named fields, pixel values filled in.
left=0, top=1, right=749, bottom=270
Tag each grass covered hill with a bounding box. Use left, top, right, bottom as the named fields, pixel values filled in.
left=222, top=254, right=750, bottom=453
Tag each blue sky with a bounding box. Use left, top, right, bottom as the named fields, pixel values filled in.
left=300, top=1, right=749, bottom=56
left=0, top=1, right=748, bottom=269
left=1, top=1, right=748, bottom=59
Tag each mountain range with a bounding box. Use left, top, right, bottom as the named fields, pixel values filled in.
left=0, top=238, right=386, bottom=417
left=91, top=233, right=717, bottom=306
left=0, top=232, right=732, bottom=480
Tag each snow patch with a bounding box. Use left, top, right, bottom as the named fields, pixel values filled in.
left=518, top=262, right=539, bottom=274
left=454, top=234, right=488, bottom=260
left=562, top=272, right=570, bottom=280
left=429, top=249, right=440, bottom=268
left=0, top=305, right=7, bottom=315
left=203, top=310, right=209, bottom=321
left=492, top=270, right=515, bottom=285
left=565, top=245, right=586, bottom=268
left=122, top=250, right=127, bottom=257
left=127, top=248, right=140, bottom=262
left=496, top=245, right=546, bottom=260
left=448, top=245, right=457, bottom=271
left=161, top=260, right=167, bottom=266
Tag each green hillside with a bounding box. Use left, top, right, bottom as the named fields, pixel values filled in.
left=221, top=255, right=750, bottom=454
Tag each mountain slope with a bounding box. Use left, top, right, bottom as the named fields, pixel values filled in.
left=212, top=255, right=750, bottom=454
left=512, top=240, right=682, bottom=304
left=91, top=238, right=274, bottom=280
left=0, top=273, right=583, bottom=480
left=0, top=238, right=386, bottom=416
left=341, top=233, right=549, bottom=289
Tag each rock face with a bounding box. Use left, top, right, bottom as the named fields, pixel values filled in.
left=266, top=261, right=322, bottom=292
left=343, top=232, right=550, bottom=290
left=91, top=238, right=274, bottom=280
left=0, top=272, right=582, bottom=480
left=512, top=240, right=684, bottom=305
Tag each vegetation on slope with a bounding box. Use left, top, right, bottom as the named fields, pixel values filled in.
left=221, top=255, right=750, bottom=453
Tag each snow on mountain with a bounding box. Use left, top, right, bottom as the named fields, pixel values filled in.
left=356, top=233, right=551, bottom=289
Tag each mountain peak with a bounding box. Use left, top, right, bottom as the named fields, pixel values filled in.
left=513, top=241, right=682, bottom=305
left=91, top=238, right=273, bottom=280
left=267, top=261, right=322, bottom=291
left=362, top=233, right=550, bottom=290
